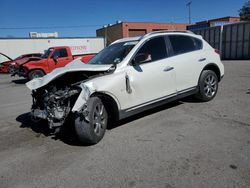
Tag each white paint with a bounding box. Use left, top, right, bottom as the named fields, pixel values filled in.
left=26, top=58, right=112, bottom=90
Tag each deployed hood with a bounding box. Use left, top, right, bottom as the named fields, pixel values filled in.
left=26, top=59, right=112, bottom=90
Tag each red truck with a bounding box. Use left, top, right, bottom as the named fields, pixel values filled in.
left=15, top=46, right=96, bottom=80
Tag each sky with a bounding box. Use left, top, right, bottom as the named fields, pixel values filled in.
left=0, top=0, right=246, bottom=38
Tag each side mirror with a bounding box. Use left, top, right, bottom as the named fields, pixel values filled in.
left=132, top=53, right=151, bottom=65
left=52, top=54, right=59, bottom=62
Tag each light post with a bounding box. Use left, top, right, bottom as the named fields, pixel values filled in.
left=187, top=1, right=192, bottom=24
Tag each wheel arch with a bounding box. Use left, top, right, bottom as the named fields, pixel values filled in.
left=27, top=69, right=46, bottom=80
left=201, top=63, right=221, bottom=82
left=90, top=92, right=120, bottom=122
left=28, top=68, right=46, bottom=76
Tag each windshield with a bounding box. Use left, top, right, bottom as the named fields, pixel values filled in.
left=88, top=41, right=138, bottom=65
left=41, top=48, right=54, bottom=59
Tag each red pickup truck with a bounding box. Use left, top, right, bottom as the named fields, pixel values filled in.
left=16, top=46, right=96, bottom=80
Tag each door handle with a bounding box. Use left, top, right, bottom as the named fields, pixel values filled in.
left=198, top=58, right=206, bottom=62
left=164, top=66, right=174, bottom=72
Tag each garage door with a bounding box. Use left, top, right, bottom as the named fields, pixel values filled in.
left=129, top=29, right=147, bottom=37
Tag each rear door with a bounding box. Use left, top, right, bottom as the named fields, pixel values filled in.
left=124, top=36, right=176, bottom=110
left=167, top=35, right=206, bottom=92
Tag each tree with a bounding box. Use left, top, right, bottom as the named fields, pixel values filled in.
left=239, top=0, right=250, bottom=21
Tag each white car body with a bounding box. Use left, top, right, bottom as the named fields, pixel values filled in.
left=26, top=30, right=224, bottom=144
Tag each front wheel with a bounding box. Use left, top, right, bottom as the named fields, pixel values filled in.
left=28, top=70, right=45, bottom=80
left=75, top=97, right=108, bottom=145
left=195, top=70, right=218, bottom=102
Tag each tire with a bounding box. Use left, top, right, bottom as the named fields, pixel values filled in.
left=195, top=70, right=218, bottom=102
left=28, top=70, right=45, bottom=80
left=75, top=97, right=108, bottom=145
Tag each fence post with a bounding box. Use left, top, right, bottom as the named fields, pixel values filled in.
left=219, top=25, right=223, bottom=53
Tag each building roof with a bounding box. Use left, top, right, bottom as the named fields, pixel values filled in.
left=96, top=21, right=189, bottom=31
left=196, top=16, right=240, bottom=24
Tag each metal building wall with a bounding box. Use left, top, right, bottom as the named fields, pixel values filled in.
left=194, top=26, right=221, bottom=51
left=192, top=22, right=250, bottom=60
left=222, top=22, right=250, bottom=60
left=0, top=39, right=48, bottom=58
left=0, top=38, right=105, bottom=59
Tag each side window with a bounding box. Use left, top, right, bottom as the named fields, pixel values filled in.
left=59, top=49, right=68, bottom=57
left=193, top=38, right=203, bottom=50
left=53, top=49, right=68, bottom=58
left=136, top=36, right=167, bottom=63
left=168, top=35, right=202, bottom=55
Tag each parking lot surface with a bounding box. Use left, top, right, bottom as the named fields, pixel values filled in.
left=0, top=60, right=249, bottom=188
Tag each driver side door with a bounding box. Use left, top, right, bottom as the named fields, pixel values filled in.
left=123, top=36, right=177, bottom=111
left=48, top=48, right=71, bottom=72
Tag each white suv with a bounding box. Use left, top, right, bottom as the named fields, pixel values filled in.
left=26, top=30, right=224, bottom=144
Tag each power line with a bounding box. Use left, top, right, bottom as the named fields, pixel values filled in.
left=0, top=24, right=103, bottom=30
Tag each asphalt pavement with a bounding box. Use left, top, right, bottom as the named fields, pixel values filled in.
left=0, top=60, right=249, bottom=188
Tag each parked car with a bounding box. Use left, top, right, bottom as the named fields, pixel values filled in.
left=0, top=53, right=13, bottom=73
left=26, top=30, right=224, bottom=144
left=0, top=53, right=42, bottom=73
left=10, top=54, right=42, bottom=75
left=17, top=46, right=96, bottom=80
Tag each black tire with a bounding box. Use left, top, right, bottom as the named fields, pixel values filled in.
left=28, top=70, right=45, bottom=80
left=75, top=97, right=108, bottom=145
left=195, top=70, right=218, bottom=102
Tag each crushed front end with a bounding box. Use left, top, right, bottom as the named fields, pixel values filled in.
left=28, top=69, right=109, bottom=130
left=31, top=85, right=81, bottom=129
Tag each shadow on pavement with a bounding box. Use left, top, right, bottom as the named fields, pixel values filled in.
left=12, top=78, right=28, bottom=84
left=16, top=113, right=84, bottom=146
left=107, top=101, right=182, bottom=130
left=16, top=101, right=183, bottom=146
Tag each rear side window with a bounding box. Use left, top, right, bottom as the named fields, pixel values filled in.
left=168, top=35, right=202, bottom=56
left=136, top=36, right=168, bottom=63
left=193, top=38, right=203, bottom=50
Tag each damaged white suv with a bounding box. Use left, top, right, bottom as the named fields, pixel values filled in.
left=26, top=31, right=224, bottom=144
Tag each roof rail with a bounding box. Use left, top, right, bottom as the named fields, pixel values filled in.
left=142, top=30, right=194, bottom=39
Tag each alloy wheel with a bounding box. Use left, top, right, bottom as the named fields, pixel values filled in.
left=203, top=74, right=217, bottom=98
left=93, top=103, right=106, bottom=136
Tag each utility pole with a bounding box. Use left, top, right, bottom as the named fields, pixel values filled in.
left=186, top=1, right=192, bottom=24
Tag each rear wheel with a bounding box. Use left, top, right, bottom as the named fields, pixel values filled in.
left=195, top=70, right=218, bottom=102
left=28, top=70, right=45, bottom=80
left=75, top=97, right=108, bottom=145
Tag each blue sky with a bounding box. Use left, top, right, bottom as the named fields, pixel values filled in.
left=0, top=0, right=246, bottom=38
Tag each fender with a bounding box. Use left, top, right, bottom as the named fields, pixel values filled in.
left=22, top=60, right=49, bottom=75
left=71, top=82, right=121, bottom=112
left=199, top=63, right=222, bottom=83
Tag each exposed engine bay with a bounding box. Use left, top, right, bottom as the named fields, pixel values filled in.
left=30, top=71, right=107, bottom=129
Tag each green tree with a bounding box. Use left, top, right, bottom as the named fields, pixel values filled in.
left=239, top=0, right=250, bottom=21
